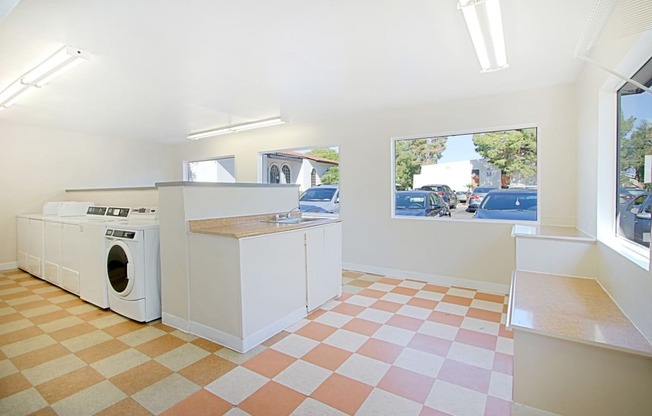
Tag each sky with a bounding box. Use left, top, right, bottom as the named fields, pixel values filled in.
left=438, top=134, right=483, bottom=164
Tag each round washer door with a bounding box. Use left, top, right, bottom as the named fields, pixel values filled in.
left=106, top=240, right=135, bottom=297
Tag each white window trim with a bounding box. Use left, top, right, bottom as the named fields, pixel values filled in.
left=595, top=33, right=652, bottom=271
left=390, top=124, right=541, bottom=223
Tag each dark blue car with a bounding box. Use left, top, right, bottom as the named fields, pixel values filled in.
left=619, top=192, right=651, bottom=247
left=395, top=191, right=451, bottom=217
left=474, top=189, right=537, bottom=221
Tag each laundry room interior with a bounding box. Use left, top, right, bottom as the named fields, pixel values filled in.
left=1, top=0, right=651, bottom=415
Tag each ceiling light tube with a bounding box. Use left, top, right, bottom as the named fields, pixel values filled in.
left=0, top=45, right=90, bottom=108
left=459, top=0, right=508, bottom=72
left=188, top=117, right=286, bottom=140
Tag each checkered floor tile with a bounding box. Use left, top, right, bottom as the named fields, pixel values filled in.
left=0, top=269, right=513, bottom=415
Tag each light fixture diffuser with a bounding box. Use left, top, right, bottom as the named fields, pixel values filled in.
left=458, top=0, right=509, bottom=72
left=0, top=45, right=90, bottom=108
left=188, top=117, right=286, bottom=140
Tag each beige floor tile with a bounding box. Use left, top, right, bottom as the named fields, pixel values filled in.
left=22, top=354, right=86, bottom=386
left=91, top=348, right=151, bottom=378
left=132, top=373, right=200, bottom=414
left=155, top=343, right=211, bottom=372
left=51, top=380, right=127, bottom=416
left=118, top=325, right=167, bottom=347
left=37, top=315, right=84, bottom=333
left=0, top=387, right=48, bottom=415
left=60, top=329, right=113, bottom=352
left=2, top=333, right=56, bottom=358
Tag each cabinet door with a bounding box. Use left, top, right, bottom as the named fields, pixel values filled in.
left=28, top=219, right=44, bottom=278
left=43, top=221, right=62, bottom=286
left=16, top=217, right=29, bottom=271
left=305, top=223, right=342, bottom=311
left=61, top=223, right=81, bottom=294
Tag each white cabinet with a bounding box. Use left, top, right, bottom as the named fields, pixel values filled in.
left=61, top=223, right=82, bottom=294
left=44, top=221, right=62, bottom=286
left=27, top=218, right=44, bottom=278
left=305, top=223, right=342, bottom=311
left=16, top=216, right=29, bottom=271
left=187, top=222, right=342, bottom=353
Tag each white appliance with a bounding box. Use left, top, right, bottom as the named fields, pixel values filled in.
left=105, top=223, right=160, bottom=322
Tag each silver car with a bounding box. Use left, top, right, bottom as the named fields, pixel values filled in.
left=466, top=187, right=497, bottom=212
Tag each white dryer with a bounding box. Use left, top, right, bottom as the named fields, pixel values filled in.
left=105, top=224, right=160, bottom=322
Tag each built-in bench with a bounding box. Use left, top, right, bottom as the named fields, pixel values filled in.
left=509, top=226, right=652, bottom=416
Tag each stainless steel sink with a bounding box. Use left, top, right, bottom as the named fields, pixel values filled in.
left=262, top=217, right=320, bottom=224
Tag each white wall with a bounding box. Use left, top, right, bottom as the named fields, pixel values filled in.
left=575, top=31, right=652, bottom=341
left=0, top=122, right=176, bottom=266
left=173, top=84, right=578, bottom=292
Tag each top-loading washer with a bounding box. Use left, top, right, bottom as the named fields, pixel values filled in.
left=104, top=220, right=160, bottom=322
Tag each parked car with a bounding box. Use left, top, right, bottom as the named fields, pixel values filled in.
left=619, top=187, right=647, bottom=206
left=466, top=186, right=497, bottom=212
left=619, top=192, right=651, bottom=247
left=455, top=191, right=468, bottom=204
left=474, top=189, right=538, bottom=221
left=299, top=185, right=340, bottom=214
left=395, top=191, right=451, bottom=217
left=418, top=184, right=458, bottom=209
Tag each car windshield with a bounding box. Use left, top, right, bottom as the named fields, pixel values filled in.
left=300, top=188, right=336, bottom=202
left=481, top=193, right=537, bottom=210
left=396, top=194, right=425, bottom=209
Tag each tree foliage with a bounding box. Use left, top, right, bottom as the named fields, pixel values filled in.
left=472, top=129, right=537, bottom=181
left=306, top=148, right=339, bottom=183
left=619, top=116, right=651, bottom=189
left=394, top=137, right=447, bottom=189
left=307, top=148, right=339, bottom=162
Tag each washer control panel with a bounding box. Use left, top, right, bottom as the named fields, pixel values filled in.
left=106, top=229, right=137, bottom=239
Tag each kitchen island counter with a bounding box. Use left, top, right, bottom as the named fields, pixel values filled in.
left=188, top=214, right=341, bottom=238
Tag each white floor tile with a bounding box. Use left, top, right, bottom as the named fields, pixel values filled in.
left=291, top=397, right=348, bottom=416
left=155, top=343, right=209, bottom=371
left=91, top=349, right=150, bottom=378
left=205, top=367, right=268, bottom=404
left=434, top=302, right=468, bottom=316
left=22, top=354, right=86, bottom=385
left=356, top=388, right=422, bottom=416
left=418, top=320, right=459, bottom=341
left=488, top=371, right=513, bottom=401
left=344, top=295, right=377, bottom=307
left=380, top=292, right=411, bottom=304
left=314, top=311, right=353, bottom=328
left=447, top=342, right=495, bottom=370
left=394, top=347, right=445, bottom=378
left=470, top=299, right=504, bottom=312
left=271, top=333, right=319, bottom=358
left=460, top=317, right=500, bottom=336
left=52, top=380, right=126, bottom=416
left=425, top=380, right=487, bottom=416
left=371, top=325, right=415, bottom=347
left=274, top=360, right=332, bottom=395
left=396, top=304, right=432, bottom=320
left=133, top=373, right=200, bottom=414
left=323, top=329, right=369, bottom=352
left=336, top=354, right=390, bottom=386
left=414, top=291, right=445, bottom=302
left=0, top=387, right=48, bottom=416
left=357, top=308, right=393, bottom=324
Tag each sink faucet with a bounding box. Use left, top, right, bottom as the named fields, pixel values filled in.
left=276, top=206, right=300, bottom=220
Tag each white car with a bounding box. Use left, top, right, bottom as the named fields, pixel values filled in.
left=299, top=185, right=340, bottom=214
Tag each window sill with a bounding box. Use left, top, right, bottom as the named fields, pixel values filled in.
left=600, top=235, right=650, bottom=271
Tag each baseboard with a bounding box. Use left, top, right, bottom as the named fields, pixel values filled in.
left=342, top=262, right=510, bottom=294
left=162, top=312, right=190, bottom=333
left=512, top=402, right=560, bottom=416
left=0, top=262, right=18, bottom=271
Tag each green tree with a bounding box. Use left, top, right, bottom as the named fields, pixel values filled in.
left=321, top=166, right=339, bottom=184
left=306, top=147, right=339, bottom=183
left=306, top=148, right=339, bottom=162
left=394, top=137, right=447, bottom=189
left=619, top=118, right=651, bottom=189
left=472, top=129, right=537, bottom=184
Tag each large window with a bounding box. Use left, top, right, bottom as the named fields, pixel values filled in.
left=187, top=157, right=235, bottom=182
left=261, top=147, right=340, bottom=216
left=616, top=58, right=652, bottom=249
left=393, top=128, right=537, bottom=221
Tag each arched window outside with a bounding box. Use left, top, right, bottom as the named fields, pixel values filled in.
left=311, top=169, right=317, bottom=187
left=269, top=165, right=280, bottom=184
left=282, top=165, right=291, bottom=184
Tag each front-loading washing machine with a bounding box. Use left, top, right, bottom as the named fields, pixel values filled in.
left=105, top=224, right=161, bottom=322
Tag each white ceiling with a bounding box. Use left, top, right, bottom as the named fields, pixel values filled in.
left=0, top=0, right=596, bottom=144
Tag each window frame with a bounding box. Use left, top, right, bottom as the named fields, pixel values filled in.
left=269, top=164, right=281, bottom=184
left=185, top=156, right=236, bottom=182
left=390, top=124, right=541, bottom=223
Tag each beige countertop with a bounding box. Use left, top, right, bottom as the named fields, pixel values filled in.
left=511, top=224, right=596, bottom=242
left=508, top=270, right=652, bottom=357
left=188, top=214, right=341, bottom=238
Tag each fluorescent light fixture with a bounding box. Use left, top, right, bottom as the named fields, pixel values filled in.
left=0, top=45, right=90, bottom=108
left=188, top=117, right=286, bottom=140
left=458, top=0, right=508, bottom=72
